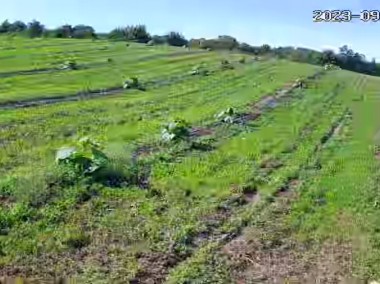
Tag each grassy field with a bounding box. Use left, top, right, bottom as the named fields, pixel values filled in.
left=0, top=36, right=380, bottom=283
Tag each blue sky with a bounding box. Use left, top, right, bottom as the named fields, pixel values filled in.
left=0, top=0, right=379, bottom=59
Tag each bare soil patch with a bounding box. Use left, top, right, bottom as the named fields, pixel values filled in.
left=375, top=152, right=380, bottom=160
left=190, top=127, right=214, bottom=137
left=132, top=252, right=185, bottom=284
left=223, top=190, right=356, bottom=284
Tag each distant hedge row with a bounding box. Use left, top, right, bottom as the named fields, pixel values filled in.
left=1, top=19, right=379, bottom=76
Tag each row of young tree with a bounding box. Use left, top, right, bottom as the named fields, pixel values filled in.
left=269, top=45, right=379, bottom=76
left=108, top=25, right=188, bottom=46
left=1, top=19, right=379, bottom=76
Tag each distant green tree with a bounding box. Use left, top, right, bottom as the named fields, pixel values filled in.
left=54, top=25, right=73, bottom=38
left=307, top=50, right=324, bottom=65
left=72, top=25, right=96, bottom=39
left=166, top=32, right=188, bottom=46
left=259, top=44, right=271, bottom=54
left=339, top=45, right=354, bottom=57
left=0, top=20, right=11, bottom=33
left=151, top=35, right=168, bottom=45
left=124, top=25, right=151, bottom=43
left=199, top=36, right=238, bottom=50
left=8, top=21, right=27, bottom=33
left=108, top=27, right=125, bottom=40
left=27, top=20, right=44, bottom=38
left=238, top=42, right=259, bottom=54
left=321, top=49, right=337, bottom=65
left=42, top=29, right=56, bottom=38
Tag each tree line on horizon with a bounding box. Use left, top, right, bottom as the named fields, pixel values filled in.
left=1, top=19, right=379, bottom=76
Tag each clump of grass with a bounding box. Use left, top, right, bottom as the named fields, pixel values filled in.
left=61, top=59, right=79, bottom=70
left=56, top=137, right=109, bottom=176
left=294, top=77, right=306, bottom=89
left=239, top=56, right=246, bottom=64
left=56, top=137, right=135, bottom=188
left=10, top=165, right=84, bottom=207
left=220, top=59, right=234, bottom=70
left=324, top=63, right=341, bottom=71
left=215, top=107, right=237, bottom=124
left=63, top=226, right=91, bottom=249
left=123, top=76, right=146, bottom=91
left=189, top=64, right=211, bottom=76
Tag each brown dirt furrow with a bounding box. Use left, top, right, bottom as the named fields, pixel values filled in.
left=223, top=194, right=356, bottom=284
left=223, top=110, right=355, bottom=284
left=128, top=70, right=328, bottom=283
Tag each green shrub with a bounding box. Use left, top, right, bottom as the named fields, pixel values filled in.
left=0, top=203, right=37, bottom=235
left=0, top=176, right=18, bottom=198
left=12, top=165, right=84, bottom=207
left=324, top=63, right=341, bottom=71
left=239, top=56, right=246, bottom=64
left=220, top=59, right=234, bottom=70
left=161, top=119, right=191, bottom=142
left=63, top=226, right=91, bottom=249
left=123, top=76, right=146, bottom=91
left=61, top=59, right=78, bottom=70
left=92, top=157, right=133, bottom=187
left=189, top=65, right=210, bottom=76
left=294, top=78, right=306, bottom=88
left=215, top=107, right=236, bottom=123
left=56, top=137, right=109, bottom=175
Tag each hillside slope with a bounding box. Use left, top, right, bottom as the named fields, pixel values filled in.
left=0, top=38, right=379, bottom=283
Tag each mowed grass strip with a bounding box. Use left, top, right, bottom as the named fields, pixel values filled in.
left=164, top=70, right=373, bottom=283
left=0, top=61, right=316, bottom=176
left=165, top=74, right=356, bottom=284
left=0, top=42, right=200, bottom=74
left=288, top=74, right=380, bottom=280
left=151, top=73, right=343, bottom=196
left=0, top=51, right=218, bottom=102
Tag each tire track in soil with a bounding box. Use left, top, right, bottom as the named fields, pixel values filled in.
left=352, top=74, right=368, bottom=102
left=188, top=85, right=348, bottom=247
left=136, top=114, right=348, bottom=284
left=130, top=71, right=334, bottom=283
left=129, top=71, right=326, bottom=191
left=223, top=112, right=353, bottom=284
left=130, top=71, right=328, bottom=191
